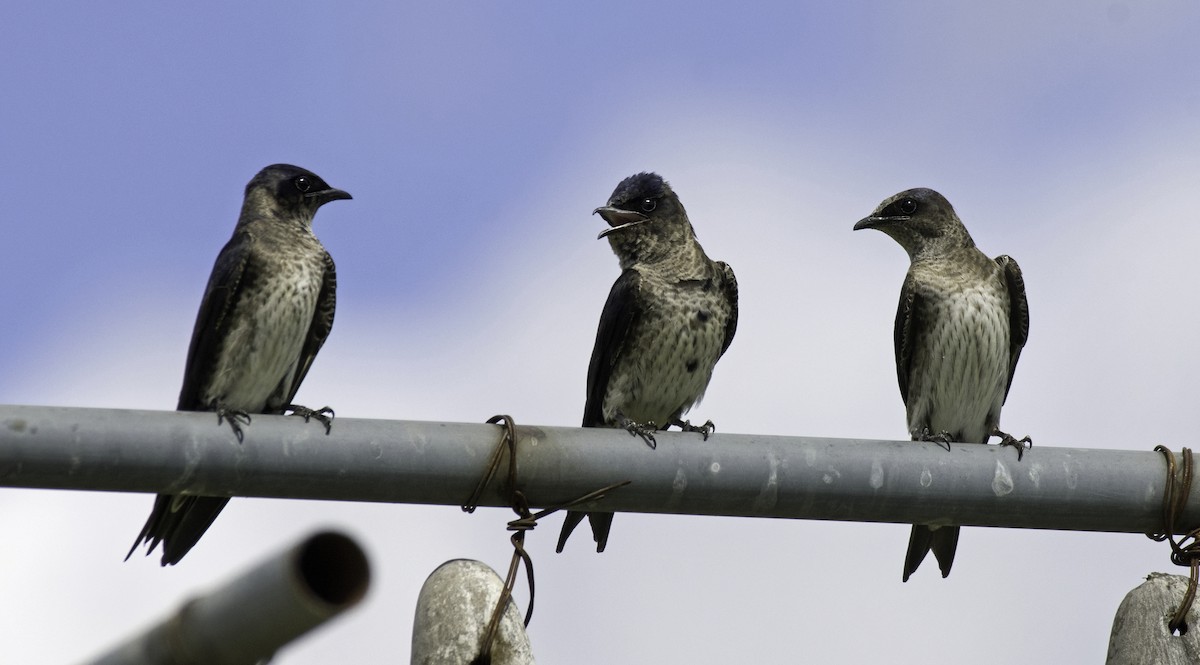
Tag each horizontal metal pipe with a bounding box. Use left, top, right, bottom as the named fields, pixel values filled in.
left=1, top=404, right=1194, bottom=533
left=86, top=530, right=370, bottom=665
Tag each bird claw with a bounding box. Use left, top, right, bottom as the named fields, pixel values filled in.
left=918, top=427, right=953, bottom=452
left=619, top=417, right=658, bottom=449
left=673, top=418, right=716, bottom=440
left=991, top=428, right=1032, bottom=461
left=286, top=404, right=335, bottom=435
left=210, top=401, right=251, bottom=443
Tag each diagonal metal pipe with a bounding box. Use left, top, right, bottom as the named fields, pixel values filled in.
left=86, top=530, right=370, bottom=665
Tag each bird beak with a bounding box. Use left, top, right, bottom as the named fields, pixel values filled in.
left=594, top=206, right=649, bottom=239
left=853, top=215, right=905, bottom=231
left=307, top=188, right=353, bottom=205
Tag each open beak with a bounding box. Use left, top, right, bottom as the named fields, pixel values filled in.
left=594, top=206, right=649, bottom=239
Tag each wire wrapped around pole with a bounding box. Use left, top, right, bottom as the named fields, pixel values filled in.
left=1148, top=446, right=1200, bottom=634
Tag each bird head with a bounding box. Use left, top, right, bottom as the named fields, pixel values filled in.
left=243, top=164, right=352, bottom=226
left=853, top=188, right=972, bottom=259
left=593, top=172, right=695, bottom=265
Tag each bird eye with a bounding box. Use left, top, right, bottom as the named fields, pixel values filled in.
left=899, top=198, right=917, bottom=214
left=294, top=176, right=312, bottom=193
left=640, top=198, right=656, bottom=213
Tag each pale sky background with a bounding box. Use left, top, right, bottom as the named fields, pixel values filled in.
left=3, top=2, right=1200, bottom=663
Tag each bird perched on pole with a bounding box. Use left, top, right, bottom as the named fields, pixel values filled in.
left=127, top=163, right=350, bottom=565
left=854, top=187, right=1029, bottom=582
left=557, top=172, right=738, bottom=554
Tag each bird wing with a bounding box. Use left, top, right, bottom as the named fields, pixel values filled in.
left=176, top=230, right=255, bottom=411
left=717, top=261, right=739, bottom=357
left=995, top=254, right=1029, bottom=402
left=583, top=268, right=642, bottom=427
left=275, top=250, right=337, bottom=408
left=892, top=272, right=921, bottom=405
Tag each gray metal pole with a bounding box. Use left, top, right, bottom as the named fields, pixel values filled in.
left=412, top=560, right=535, bottom=665
left=1107, top=573, right=1200, bottom=665
left=1, top=403, right=1196, bottom=533
left=86, top=530, right=370, bottom=665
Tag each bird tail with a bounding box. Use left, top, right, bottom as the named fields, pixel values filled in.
left=556, top=510, right=614, bottom=553
left=903, top=525, right=960, bottom=582
left=126, top=494, right=230, bottom=566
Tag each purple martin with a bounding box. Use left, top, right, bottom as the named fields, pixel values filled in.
left=855, top=188, right=1029, bottom=582
left=126, top=164, right=350, bottom=565
left=557, top=172, right=738, bottom=553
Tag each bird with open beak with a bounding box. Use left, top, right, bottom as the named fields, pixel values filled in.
left=557, top=172, right=738, bottom=554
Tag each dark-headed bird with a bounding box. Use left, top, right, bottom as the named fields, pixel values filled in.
left=557, top=172, right=738, bottom=553
left=854, top=187, right=1029, bottom=582
left=127, top=163, right=350, bottom=565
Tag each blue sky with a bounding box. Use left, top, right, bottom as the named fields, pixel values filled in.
left=3, top=2, right=1200, bottom=663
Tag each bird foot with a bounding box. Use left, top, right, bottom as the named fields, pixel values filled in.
left=918, top=427, right=953, bottom=452
left=286, top=404, right=335, bottom=435
left=210, top=400, right=251, bottom=443
left=618, top=416, right=658, bottom=449
left=672, top=418, right=716, bottom=440
left=991, top=428, right=1032, bottom=461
